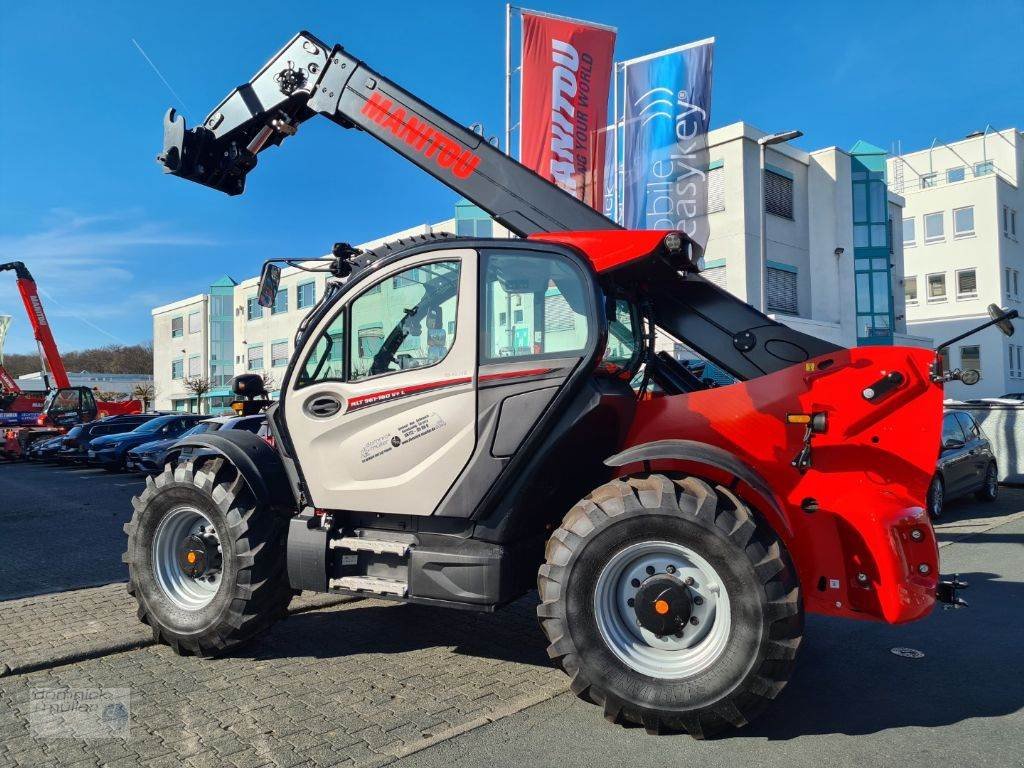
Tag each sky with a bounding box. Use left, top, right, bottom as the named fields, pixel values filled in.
left=1, top=0, right=1021, bottom=354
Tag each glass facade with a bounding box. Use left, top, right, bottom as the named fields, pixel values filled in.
left=209, top=277, right=236, bottom=392
left=455, top=199, right=494, bottom=237
left=850, top=141, right=894, bottom=346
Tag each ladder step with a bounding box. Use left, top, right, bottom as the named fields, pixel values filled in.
left=330, top=537, right=410, bottom=556
left=330, top=575, right=408, bottom=597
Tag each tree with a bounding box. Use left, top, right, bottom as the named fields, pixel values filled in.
left=132, top=383, right=156, bottom=410
left=259, top=371, right=276, bottom=393
left=182, top=375, right=212, bottom=414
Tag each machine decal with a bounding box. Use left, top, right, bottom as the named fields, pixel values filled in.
left=361, top=93, right=481, bottom=180
left=359, top=411, right=448, bottom=464
left=347, top=376, right=472, bottom=413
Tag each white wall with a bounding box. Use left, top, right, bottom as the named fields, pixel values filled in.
left=152, top=294, right=207, bottom=410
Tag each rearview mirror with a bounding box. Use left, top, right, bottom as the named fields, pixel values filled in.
left=258, top=262, right=282, bottom=309
left=960, top=368, right=980, bottom=386
left=987, top=303, right=1018, bottom=337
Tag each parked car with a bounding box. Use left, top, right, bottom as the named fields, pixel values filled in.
left=927, top=410, right=999, bottom=518
left=126, top=414, right=266, bottom=474
left=999, top=392, right=1024, bottom=400
left=26, top=435, right=64, bottom=461
left=59, top=414, right=161, bottom=463
left=88, top=414, right=206, bottom=471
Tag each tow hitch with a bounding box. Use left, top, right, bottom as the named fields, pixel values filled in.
left=936, top=574, right=969, bottom=609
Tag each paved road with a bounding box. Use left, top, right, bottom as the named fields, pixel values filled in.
left=0, top=462, right=143, bottom=599
left=1, top=461, right=1022, bottom=767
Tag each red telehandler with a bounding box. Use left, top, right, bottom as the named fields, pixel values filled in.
left=125, top=31, right=1015, bottom=736
left=0, top=261, right=140, bottom=459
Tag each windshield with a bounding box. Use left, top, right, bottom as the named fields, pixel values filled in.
left=132, top=417, right=173, bottom=434
left=181, top=421, right=221, bottom=437
left=43, top=388, right=80, bottom=414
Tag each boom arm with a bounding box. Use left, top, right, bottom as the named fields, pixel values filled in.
left=158, top=31, right=842, bottom=378
left=0, top=262, right=70, bottom=390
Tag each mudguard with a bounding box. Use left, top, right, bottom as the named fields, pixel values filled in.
left=168, top=431, right=296, bottom=511
left=618, top=346, right=944, bottom=625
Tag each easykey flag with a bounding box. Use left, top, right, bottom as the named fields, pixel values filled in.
left=518, top=9, right=616, bottom=210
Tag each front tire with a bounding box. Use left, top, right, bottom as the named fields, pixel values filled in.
left=123, top=455, right=292, bottom=656
left=538, top=475, right=802, bottom=738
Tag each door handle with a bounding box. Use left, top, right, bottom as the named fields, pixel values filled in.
left=304, top=394, right=343, bottom=418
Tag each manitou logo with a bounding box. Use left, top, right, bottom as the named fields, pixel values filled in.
left=29, top=295, right=48, bottom=327
left=549, top=39, right=593, bottom=196
left=361, top=93, right=480, bottom=180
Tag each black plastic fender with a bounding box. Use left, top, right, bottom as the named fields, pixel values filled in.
left=167, top=430, right=296, bottom=511
left=604, top=439, right=793, bottom=538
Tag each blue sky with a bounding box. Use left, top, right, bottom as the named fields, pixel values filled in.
left=1, top=0, right=1021, bottom=353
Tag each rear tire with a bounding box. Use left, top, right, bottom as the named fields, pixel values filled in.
left=538, top=474, right=802, bottom=738
left=927, top=474, right=944, bottom=519
left=123, top=456, right=292, bottom=656
left=975, top=462, right=998, bottom=502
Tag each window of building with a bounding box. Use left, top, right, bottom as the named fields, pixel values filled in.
left=271, top=340, right=289, bottom=367
left=927, top=272, right=947, bottom=302
left=1010, top=344, right=1022, bottom=379
left=247, top=344, right=264, bottom=371
left=171, top=359, right=184, bottom=379
left=974, top=160, right=994, bottom=177
left=272, top=288, right=289, bottom=315
left=902, top=217, right=916, bottom=246
left=953, top=206, right=975, bottom=237
left=1006, top=206, right=1018, bottom=239
left=924, top=212, right=944, bottom=242
left=921, top=173, right=937, bottom=188
left=188, top=311, right=201, bottom=334
left=498, top=311, right=507, bottom=326
left=766, top=265, right=798, bottom=315
left=939, top=347, right=951, bottom=374
left=904, top=275, right=918, bottom=305
left=456, top=217, right=494, bottom=237
left=297, top=281, right=316, bottom=310
left=171, top=316, right=183, bottom=338
left=956, top=268, right=977, bottom=300
left=960, top=344, right=981, bottom=375
left=764, top=170, right=794, bottom=219
left=706, top=164, right=725, bottom=213
left=947, top=167, right=965, bottom=183
left=348, top=261, right=461, bottom=380
left=702, top=264, right=727, bottom=289
left=187, top=355, right=201, bottom=377
left=247, top=296, right=263, bottom=321
left=482, top=252, right=591, bottom=360
left=1006, top=267, right=1020, bottom=300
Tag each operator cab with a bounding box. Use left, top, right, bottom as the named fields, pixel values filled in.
left=42, top=386, right=97, bottom=427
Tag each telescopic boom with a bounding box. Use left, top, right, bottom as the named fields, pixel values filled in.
left=0, top=262, right=70, bottom=390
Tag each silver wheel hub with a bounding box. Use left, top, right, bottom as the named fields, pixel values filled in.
left=152, top=506, right=223, bottom=610
left=594, top=541, right=731, bottom=679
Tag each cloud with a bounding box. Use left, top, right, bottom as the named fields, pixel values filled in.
left=0, top=209, right=214, bottom=351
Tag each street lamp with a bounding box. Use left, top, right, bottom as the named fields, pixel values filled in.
left=758, top=130, right=804, bottom=313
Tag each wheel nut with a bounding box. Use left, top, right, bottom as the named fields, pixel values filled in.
left=645, top=566, right=656, bottom=576
left=684, top=576, right=695, bottom=586
left=627, top=598, right=635, bottom=607
left=857, top=572, right=868, bottom=583
left=910, top=529, right=923, bottom=541
left=666, top=565, right=676, bottom=574
left=918, top=563, right=930, bottom=575
left=689, top=616, right=699, bottom=626
left=631, top=578, right=641, bottom=588
left=693, top=596, right=704, bottom=606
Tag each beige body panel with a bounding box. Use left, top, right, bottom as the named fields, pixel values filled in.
left=282, top=249, right=478, bottom=515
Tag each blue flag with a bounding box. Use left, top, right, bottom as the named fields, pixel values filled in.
left=622, top=40, right=714, bottom=244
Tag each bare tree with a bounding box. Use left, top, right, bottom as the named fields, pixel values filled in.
left=132, top=383, right=156, bottom=410
left=182, top=375, right=212, bottom=414
left=259, top=371, right=276, bottom=393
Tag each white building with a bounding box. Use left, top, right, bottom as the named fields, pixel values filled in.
left=889, top=128, right=1023, bottom=399
left=15, top=370, right=153, bottom=396
left=151, top=121, right=922, bottom=411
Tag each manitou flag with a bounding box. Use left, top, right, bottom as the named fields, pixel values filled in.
left=519, top=10, right=616, bottom=210
left=622, top=39, right=714, bottom=244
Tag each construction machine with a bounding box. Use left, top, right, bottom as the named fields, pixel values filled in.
left=0, top=261, right=140, bottom=459
left=126, top=31, right=1007, bottom=736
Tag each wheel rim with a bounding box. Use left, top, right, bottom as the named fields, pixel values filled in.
left=593, top=540, right=731, bottom=679
left=152, top=505, right=223, bottom=610
left=931, top=478, right=943, bottom=514
left=987, top=465, right=997, bottom=495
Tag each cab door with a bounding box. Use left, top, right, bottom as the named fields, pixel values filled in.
left=282, top=250, right=477, bottom=515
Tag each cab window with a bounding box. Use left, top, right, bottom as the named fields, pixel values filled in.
left=604, top=300, right=641, bottom=370
left=481, top=251, right=591, bottom=361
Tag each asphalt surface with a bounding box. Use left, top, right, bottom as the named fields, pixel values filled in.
left=1, top=460, right=1022, bottom=767
left=0, top=461, right=142, bottom=599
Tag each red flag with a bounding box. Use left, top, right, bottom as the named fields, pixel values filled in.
left=519, top=11, right=615, bottom=210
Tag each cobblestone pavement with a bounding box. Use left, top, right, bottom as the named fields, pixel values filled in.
left=0, top=596, right=566, bottom=768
